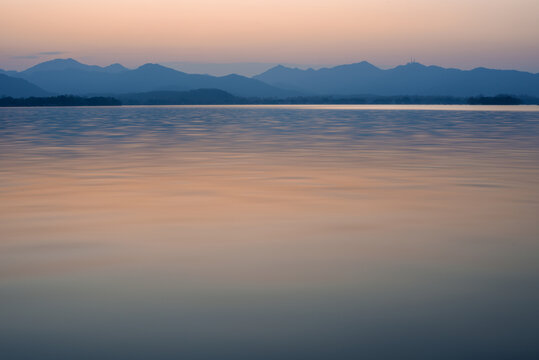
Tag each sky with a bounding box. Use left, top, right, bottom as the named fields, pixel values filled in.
left=1, top=0, right=539, bottom=73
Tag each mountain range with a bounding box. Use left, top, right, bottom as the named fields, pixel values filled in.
left=0, top=58, right=296, bottom=98
left=254, top=61, right=539, bottom=97
left=1, top=58, right=539, bottom=99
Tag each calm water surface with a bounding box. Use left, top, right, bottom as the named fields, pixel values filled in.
left=1, top=105, right=539, bottom=359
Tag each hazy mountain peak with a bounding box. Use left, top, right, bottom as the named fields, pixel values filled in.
left=332, top=61, right=380, bottom=72
left=351, top=61, right=377, bottom=68
left=136, top=63, right=176, bottom=72
left=221, top=73, right=244, bottom=79
left=23, top=58, right=88, bottom=73
left=401, top=61, right=427, bottom=69
left=261, top=64, right=301, bottom=75
left=103, top=63, right=129, bottom=73
left=50, top=58, right=80, bottom=64
left=265, top=64, right=291, bottom=72
left=137, top=63, right=165, bottom=69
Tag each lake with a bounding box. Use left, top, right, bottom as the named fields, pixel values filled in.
left=1, top=105, right=538, bottom=359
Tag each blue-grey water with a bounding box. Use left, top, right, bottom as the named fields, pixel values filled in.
left=1, top=105, right=539, bottom=360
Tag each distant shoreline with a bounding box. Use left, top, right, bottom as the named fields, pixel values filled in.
left=1, top=92, right=538, bottom=107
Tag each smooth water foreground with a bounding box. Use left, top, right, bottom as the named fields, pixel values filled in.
left=1, top=105, right=538, bottom=359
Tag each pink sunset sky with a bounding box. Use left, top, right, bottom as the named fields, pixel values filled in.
left=1, top=0, right=538, bottom=72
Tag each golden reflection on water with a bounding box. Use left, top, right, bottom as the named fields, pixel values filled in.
left=1, top=106, right=539, bottom=359
left=2, top=145, right=538, bottom=283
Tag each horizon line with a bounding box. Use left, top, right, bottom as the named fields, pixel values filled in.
left=3, top=57, right=539, bottom=76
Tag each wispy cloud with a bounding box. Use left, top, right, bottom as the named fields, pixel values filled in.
left=11, top=55, right=40, bottom=59
left=11, top=51, right=66, bottom=60
left=37, top=51, right=65, bottom=56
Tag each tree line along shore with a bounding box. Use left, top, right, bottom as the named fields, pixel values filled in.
left=1, top=92, right=537, bottom=107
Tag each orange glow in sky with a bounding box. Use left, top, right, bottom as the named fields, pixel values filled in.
left=1, top=0, right=538, bottom=71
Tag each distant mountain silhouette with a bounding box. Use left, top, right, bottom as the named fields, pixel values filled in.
left=101, top=63, right=130, bottom=73
left=22, top=58, right=129, bottom=74
left=7, top=59, right=297, bottom=98
left=254, top=61, right=539, bottom=97
left=0, top=74, right=50, bottom=97
left=3, top=58, right=539, bottom=99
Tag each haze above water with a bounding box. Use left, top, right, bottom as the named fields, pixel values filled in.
left=1, top=105, right=538, bottom=359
